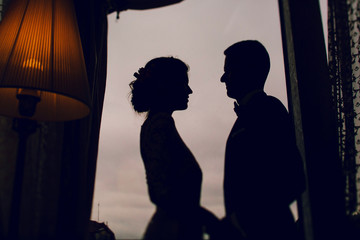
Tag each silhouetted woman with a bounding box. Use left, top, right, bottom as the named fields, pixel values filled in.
left=129, top=57, right=218, bottom=240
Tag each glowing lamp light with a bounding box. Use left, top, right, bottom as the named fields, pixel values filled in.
left=0, top=0, right=90, bottom=121
left=22, top=59, right=44, bottom=71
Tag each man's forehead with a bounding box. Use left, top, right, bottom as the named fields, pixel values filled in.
left=225, top=55, right=247, bottom=68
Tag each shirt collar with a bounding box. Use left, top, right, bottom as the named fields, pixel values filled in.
left=237, top=89, right=264, bottom=106
left=234, top=90, right=265, bottom=117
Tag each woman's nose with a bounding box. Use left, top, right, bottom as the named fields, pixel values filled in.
left=187, top=86, right=193, bottom=94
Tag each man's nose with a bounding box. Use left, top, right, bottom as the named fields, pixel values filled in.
left=220, top=73, right=226, bottom=83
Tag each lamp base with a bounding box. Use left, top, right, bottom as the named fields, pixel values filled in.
left=16, top=91, right=41, bottom=118
left=8, top=118, right=37, bottom=239
left=12, top=117, right=37, bottom=136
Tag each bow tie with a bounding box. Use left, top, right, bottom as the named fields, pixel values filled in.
left=233, top=102, right=247, bottom=117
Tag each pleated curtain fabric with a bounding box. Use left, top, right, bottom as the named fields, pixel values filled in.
left=328, top=0, right=360, bottom=215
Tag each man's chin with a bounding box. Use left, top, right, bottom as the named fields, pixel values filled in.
left=226, top=91, right=237, bottom=99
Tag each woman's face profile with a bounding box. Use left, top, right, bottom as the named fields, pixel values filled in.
left=163, top=70, right=192, bottom=112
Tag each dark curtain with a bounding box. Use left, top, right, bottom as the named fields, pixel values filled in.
left=328, top=0, right=360, bottom=217
left=55, top=0, right=108, bottom=239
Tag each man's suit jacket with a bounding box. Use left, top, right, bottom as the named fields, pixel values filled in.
left=223, top=91, right=305, bottom=239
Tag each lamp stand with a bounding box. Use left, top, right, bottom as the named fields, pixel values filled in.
left=8, top=118, right=37, bottom=240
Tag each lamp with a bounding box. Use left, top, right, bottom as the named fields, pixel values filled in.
left=0, top=0, right=90, bottom=121
left=0, top=0, right=91, bottom=238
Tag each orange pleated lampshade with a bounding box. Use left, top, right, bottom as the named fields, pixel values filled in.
left=0, top=0, right=90, bottom=121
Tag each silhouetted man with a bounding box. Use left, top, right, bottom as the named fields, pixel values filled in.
left=220, top=40, right=305, bottom=240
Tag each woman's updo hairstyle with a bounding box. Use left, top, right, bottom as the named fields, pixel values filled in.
left=129, top=57, right=189, bottom=113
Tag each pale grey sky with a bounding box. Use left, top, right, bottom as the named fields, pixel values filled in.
left=91, top=0, right=327, bottom=238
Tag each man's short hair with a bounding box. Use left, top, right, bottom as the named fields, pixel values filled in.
left=224, top=40, right=270, bottom=83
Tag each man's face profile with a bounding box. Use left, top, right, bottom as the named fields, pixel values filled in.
left=221, top=56, right=250, bottom=100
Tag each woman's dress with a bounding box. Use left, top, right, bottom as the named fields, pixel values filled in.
left=140, top=112, right=203, bottom=240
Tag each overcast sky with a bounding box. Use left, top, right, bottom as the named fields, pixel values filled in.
left=90, top=0, right=327, bottom=238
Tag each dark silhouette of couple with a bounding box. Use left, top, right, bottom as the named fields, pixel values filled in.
left=129, top=40, right=306, bottom=240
